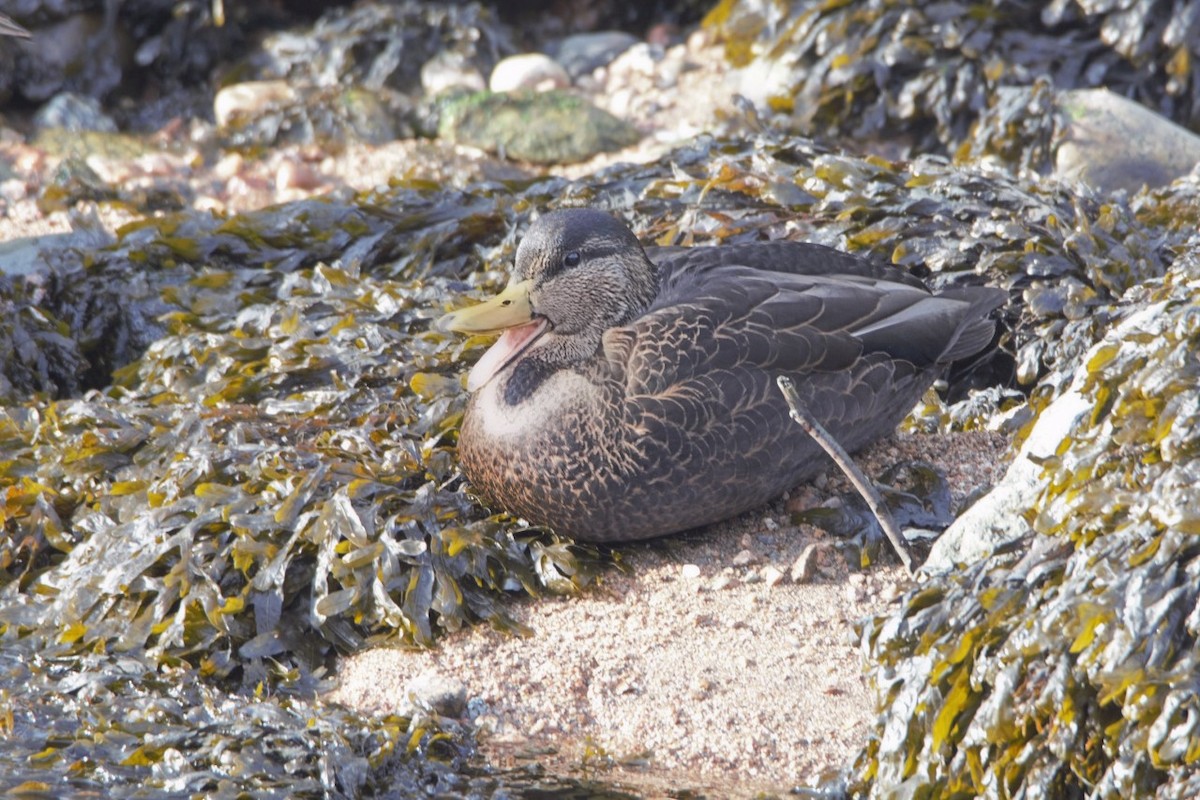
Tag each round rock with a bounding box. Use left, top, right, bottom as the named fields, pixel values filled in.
left=551, top=31, right=639, bottom=79
left=421, top=49, right=486, bottom=97
left=33, top=92, right=118, bottom=132
left=489, top=53, right=570, bottom=93
left=1054, top=88, right=1200, bottom=194
left=213, top=80, right=297, bottom=129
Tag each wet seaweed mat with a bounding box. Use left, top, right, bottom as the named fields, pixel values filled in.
left=0, top=131, right=1197, bottom=794
left=705, top=0, right=1200, bottom=163
left=850, top=241, right=1200, bottom=797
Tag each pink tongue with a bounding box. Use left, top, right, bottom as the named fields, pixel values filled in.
left=467, top=319, right=547, bottom=392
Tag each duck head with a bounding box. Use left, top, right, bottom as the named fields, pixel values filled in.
left=439, top=209, right=659, bottom=392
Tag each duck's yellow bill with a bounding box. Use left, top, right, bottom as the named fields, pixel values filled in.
left=438, top=280, right=535, bottom=333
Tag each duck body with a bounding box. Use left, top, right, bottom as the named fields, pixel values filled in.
left=442, top=209, right=1004, bottom=543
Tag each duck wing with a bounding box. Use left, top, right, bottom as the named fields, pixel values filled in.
left=612, top=241, right=1002, bottom=395
left=588, top=243, right=1004, bottom=539
left=645, top=240, right=925, bottom=286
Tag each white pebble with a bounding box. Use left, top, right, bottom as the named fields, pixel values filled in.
left=489, top=53, right=570, bottom=93
left=762, top=565, right=785, bottom=587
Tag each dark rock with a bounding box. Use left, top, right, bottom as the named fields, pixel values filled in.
left=33, top=92, right=118, bottom=132
left=254, top=1, right=512, bottom=98
left=550, top=30, right=639, bottom=79
left=214, top=80, right=407, bottom=148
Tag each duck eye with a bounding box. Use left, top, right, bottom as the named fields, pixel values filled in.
left=563, top=251, right=581, bottom=268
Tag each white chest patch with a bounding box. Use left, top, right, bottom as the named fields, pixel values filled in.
left=473, top=370, right=593, bottom=441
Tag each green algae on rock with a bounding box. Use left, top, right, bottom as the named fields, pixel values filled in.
left=437, top=89, right=641, bottom=164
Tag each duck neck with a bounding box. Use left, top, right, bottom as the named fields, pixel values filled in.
left=622, top=250, right=660, bottom=323
left=500, top=331, right=601, bottom=407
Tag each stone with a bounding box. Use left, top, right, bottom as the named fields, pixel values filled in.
left=488, top=53, right=570, bottom=93
left=551, top=31, right=639, bottom=80
left=420, top=49, right=486, bottom=97
left=920, top=304, right=1172, bottom=574
left=438, top=89, right=639, bottom=164
left=1054, top=88, right=1200, bottom=194
left=33, top=92, right=117, bottom=133
left=398, top=670, right=467, bottom=718
left=761, top=565, right=785, bottom=587
left=710, top=574, right=733, bottom=591
left=214, top=80, right=297, bottom=129
left=731, top=548, right=756, bottom=567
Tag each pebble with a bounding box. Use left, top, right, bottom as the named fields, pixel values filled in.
left=33, top=92, right=117, bottom=132
left=0, top=179, right=27, bottom=202
left=473, top=713, right=502, bottom=735
left=732, top=548, right=757, bottom=567
left=213, top=80, right=297, bottom=129
left=489, top=53, right=570, bottom=93
left=606, top=87, right=636, bottom=118
left=399, top=670, right=467, bottom=718
left=275, top=159, right=322, bottom=191
left=466, top=697, right=489, bottom=720
left=655, top=45, right=689, bottom=90
left=607, top=42, right=663, bottom=83
left=681, top=563, right=701, bottom=579
left=213, top=152, right=244, bottom=181
left=1054, top=87, right=1200, bottom=194
left=790, top=543, right=820, bottom=583
left=420, top=49, right=486, bottom=96
left=761, top=565, right=785, bottom=587
left=710, top=574, right=733, bottom=591
left=647, top=23, right=680, bottom=48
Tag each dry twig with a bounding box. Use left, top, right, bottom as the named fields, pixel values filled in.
left=776, top=375, right=915, bottom=575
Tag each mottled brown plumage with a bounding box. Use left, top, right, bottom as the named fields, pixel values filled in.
left=440, top=208, right=1004, bottom=542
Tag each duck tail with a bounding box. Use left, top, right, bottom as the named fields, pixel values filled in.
left=936, top=286, right=1008, bottom=364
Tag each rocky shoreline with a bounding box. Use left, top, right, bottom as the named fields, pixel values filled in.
left=3, top=1, right=1200, bottom=797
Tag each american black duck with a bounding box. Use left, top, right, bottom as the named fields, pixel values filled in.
left=439, top=208, right=1005, bottom=542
